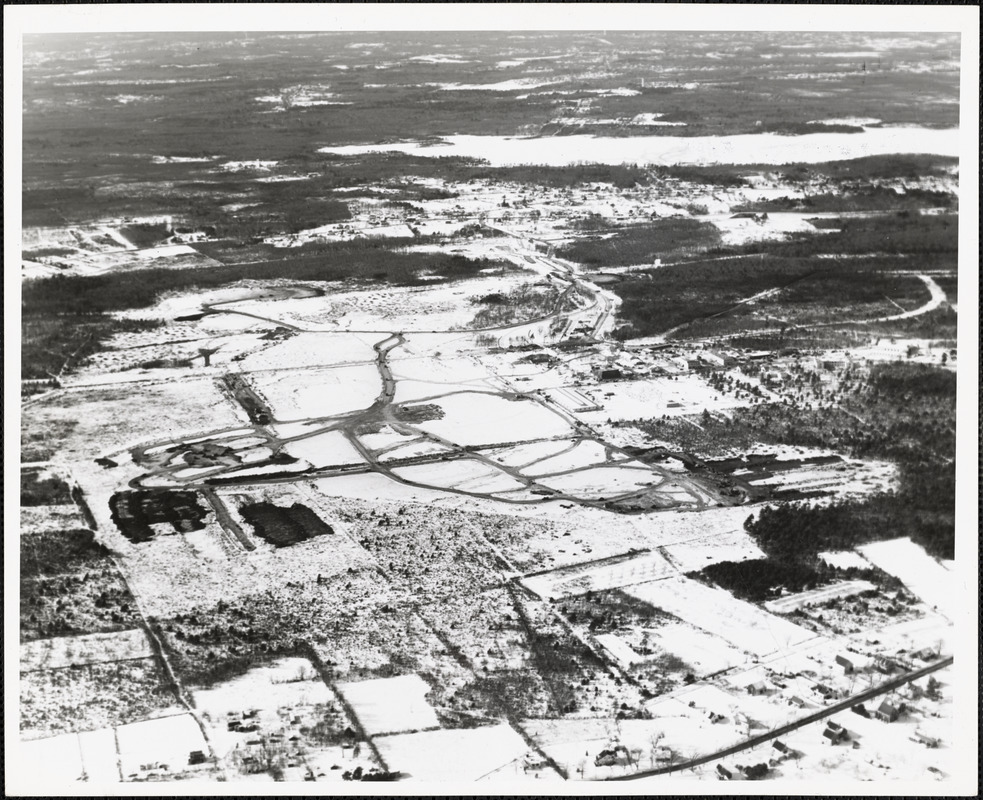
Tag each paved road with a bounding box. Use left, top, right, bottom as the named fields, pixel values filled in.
left=606, top=655, right=954, bottom=781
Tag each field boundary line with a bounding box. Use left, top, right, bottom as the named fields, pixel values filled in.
left=108, top=555, right=218, bottom=763
left=300, top=644, right=389, bottom=771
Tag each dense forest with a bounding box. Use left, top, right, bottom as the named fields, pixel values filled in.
left=556, top=218, right=721, bottom=268
left=743, top=362, right=957, bottom=560
left=605, top=211, right=957, bottom=339
left=692, top=559, right=823, bottom=603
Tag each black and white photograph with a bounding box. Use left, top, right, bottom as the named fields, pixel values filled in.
left=4, top=4, right=978, bottom=795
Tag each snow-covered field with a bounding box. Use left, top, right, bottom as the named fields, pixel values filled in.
left=20, top=713, right=209, bottom=786
left=647, top=623, right=749, bottom=674
left=249, top=364, right=380, bottom=420
left=538, top=465, right=661, bottom=498
left=116, top=713, right=209, bottom=777
left=374, top=724, right=538, bottom=782
left=521, top=550, right=676, bottom=600
left=237, top=332, right=379, bottom=371
left=625, top=576, right=820, bottom=657
left=522, top=440, right=616, bottom=475
left=280, top=430, right=365, bottom=467
left=488, top=439, right=575, bottom=469
left=317, top=126, right=959, bottom=167
left=20, top=628, right=152, bottom=671
left=594, top=633, right=646, bottom=667
left=819, top=550, right=872, bottom=570
left=573, top=373, right=770, bottom=425
left=336, top=674, right=440, bottom=736
left=416, top=392, right=574, bottom=446
left=20, top=731, right=94, bottom=785
left=858, top=538, right=954, bottom=620
left=659, top=529, right=766, bottom=572
left=20, top=505, right=88, bottom=534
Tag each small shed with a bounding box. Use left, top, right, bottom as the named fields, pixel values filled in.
left=835, top=654, right=856, bottom=674
left=716, top=764, right=733, bottom=781
left=746, top=680, right=768, bottom=696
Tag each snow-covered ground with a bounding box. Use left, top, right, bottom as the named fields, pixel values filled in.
left=20, top=505, right=88, bottom=534
left=858, top=538, right=954, bottom=620
left=20, top=628, right=152, bottom=671
left=248, top=364, right=380, bottom=421
left=521, top=439, right=615, bottom=475
left=537, top=465, right=663, bottom=498
left=521, top=550, right=675, bottom=600
left=416, top=391, right=574, bottom=445
left=374, top=724, right=540, bottom=782
left=764, top=580, right=877, bottom=614
left=317, top=126, right=958, bottom=167
left=647, top=623, right=749, bottom=674
left=20, top=712, right=210, bottom=787
left=819, top=550, right=872, bottom=570
left=336, top=674, right=440, bottom=736
left=660, top=529, right=766, bottom=572
left=115, top=713, right=210, bottom=777
left=280, top=430, right=365, bottom=467
left=391, top=459, right=519, bottom=494
left=625, top=576, right=821, bottom=658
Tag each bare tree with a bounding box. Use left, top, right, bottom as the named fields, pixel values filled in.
left=648, top=731, right=665, bottom=767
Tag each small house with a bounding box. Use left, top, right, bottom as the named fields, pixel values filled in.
left=822, top=723, right=847, bottom=746
left=818, top=684, right=839, bottom=701
left=874, top=700, right=900, bottom=723
left=874, top=655, right=898, bottom=674
left=789, top=696, right=807, bottom=709
left=652, top=746, right=673, bottom=763
left=835, top=654, right=856, bottom=674
left=716, top=764, right=733, bottom=781
left=746, top=681, right=768, bottom=696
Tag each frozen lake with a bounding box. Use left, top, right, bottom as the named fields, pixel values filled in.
left=319, top=126, right=959, bottom=167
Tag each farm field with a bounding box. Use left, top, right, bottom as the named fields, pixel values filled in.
left=373, top=724, right=544, bottom=782
left=858, top=538, right=954, bottom=620
left=20, top=628, right=152, bottom=671
left=624, top=577, right=821, bottom=658
left=336, top=674, right=440, bottom=736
